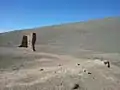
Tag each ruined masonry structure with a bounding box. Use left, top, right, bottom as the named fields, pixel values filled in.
left=27, top=33, right=32, bottom=49
left=19, top=32, right=36, bottom=51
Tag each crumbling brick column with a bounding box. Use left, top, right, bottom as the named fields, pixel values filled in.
left=27, top=34, right=32, bottom=49
left=32, top=33, right=36, bottom=51
left=19, top=35, right=28, bottom=48
left=19, top=33, right=36, bottom=51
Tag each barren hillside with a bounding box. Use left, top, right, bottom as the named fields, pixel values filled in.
left=0, top=17, right=120, bottom=90
left=0, top=17, right=120, bottom=53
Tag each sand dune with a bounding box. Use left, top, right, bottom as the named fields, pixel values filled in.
left=0, top=17, right=120, bottom=90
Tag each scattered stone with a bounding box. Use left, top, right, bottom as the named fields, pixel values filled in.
left=104, top=60, right=110, bottom=68
left=72, top=84, right=80, bottom=89
left=95, top=59, right=111, bottom=68
left=40, top=69, right=44, bottom=71
left=77, top=64, right=80, bottom=66
left=83, top=70, right=86, bottom=72
left=88, top=72, right=92, bottom=74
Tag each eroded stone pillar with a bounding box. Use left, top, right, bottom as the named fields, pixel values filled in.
left=32, top=33, right=36, bottom=51
left=27, top=34, right=32, bottom=49
left=19, top=35, right=28, bottom=48
left=19, top=32, right=36, bottom=51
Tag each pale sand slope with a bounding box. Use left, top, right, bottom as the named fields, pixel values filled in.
left=0, top=17, right=120, bottom=90
left=0, top=47, right=120, bottom=90
left=0, top=17, right=120, bottom=53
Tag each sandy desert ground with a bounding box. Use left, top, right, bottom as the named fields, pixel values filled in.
left=0, top=17, right=120, bottom=90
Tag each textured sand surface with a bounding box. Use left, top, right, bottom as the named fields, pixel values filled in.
left=0, top=47, right=120, bottom=90
left=0, top=17, right=120, bottom=90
